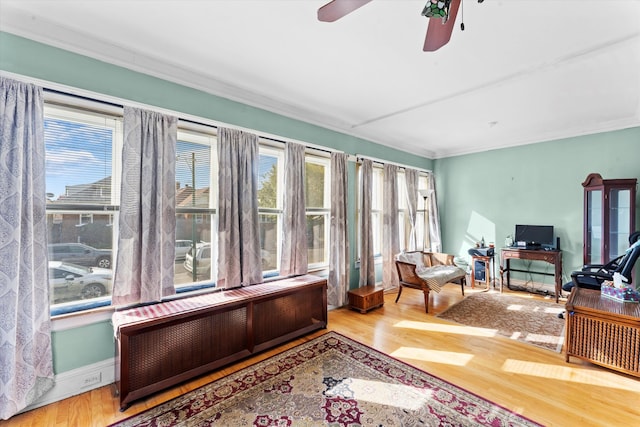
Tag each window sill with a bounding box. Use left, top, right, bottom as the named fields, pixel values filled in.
left=48, top=270, right=307, bottom=326
left=51, top=304, right=114, bottom=331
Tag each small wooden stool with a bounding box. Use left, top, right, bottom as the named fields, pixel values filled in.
left=471, top=254, right=494, bottom=289
left=348, top=285, right=384, bottom=313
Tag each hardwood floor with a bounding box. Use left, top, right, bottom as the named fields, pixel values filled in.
left=5, top=285, right=640, bottom=426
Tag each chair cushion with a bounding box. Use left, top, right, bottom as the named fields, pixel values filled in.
left=416, top=265, right=466, bottom=293
left=397, top=251, right=425, bottom=268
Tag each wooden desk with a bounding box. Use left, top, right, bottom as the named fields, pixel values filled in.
left=565, top=287, right=640, bottom=377
left=500, top=248, right=563, bottom=302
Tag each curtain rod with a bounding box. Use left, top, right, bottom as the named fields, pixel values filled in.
left=355, top=154, right=432, bottom=174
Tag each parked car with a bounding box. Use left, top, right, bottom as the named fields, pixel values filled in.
left=48, top=243, right=112, bottom=269
left=175, top=240, right=194, bottom=261
left=48, top=261, right=113, bottom=302
left=184, top=243, right=212, bottom=276
left=184, top=243, right=274, bottom=276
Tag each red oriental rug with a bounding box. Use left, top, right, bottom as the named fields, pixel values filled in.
left=110, top=331, right=541, bottom=426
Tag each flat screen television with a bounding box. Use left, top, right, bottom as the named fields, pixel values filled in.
left=514, top=225, right=554, bottom=248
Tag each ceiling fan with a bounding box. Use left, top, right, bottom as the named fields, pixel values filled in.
left=318, top=0, right=472, bottom=52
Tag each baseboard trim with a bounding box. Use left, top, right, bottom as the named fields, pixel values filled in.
left=21, top=358, right=115, bottom=413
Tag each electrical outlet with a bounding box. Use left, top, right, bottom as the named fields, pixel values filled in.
left=81, top=372, right=102, bottom=388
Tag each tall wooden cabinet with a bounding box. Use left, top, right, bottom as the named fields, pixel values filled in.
left=583, top=173, right=637, bottom=265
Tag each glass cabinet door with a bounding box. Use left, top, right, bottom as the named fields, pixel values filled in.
left=586, top=189, right=602, bottom=264
left=609, top=188, right=632, bottom=261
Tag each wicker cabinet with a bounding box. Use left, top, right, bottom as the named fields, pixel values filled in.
left=565, top=287, right=640, bottom=377
left=582, top=173, right=636, bottom=265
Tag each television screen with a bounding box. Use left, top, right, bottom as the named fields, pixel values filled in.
left=515, top=225, right=554, bottom=247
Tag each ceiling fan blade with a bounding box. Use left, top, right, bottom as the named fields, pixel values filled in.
left=318, top=0, right=373, bottom=22
left=423, top=0, right=461, bottom=52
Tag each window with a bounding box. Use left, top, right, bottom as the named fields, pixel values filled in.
left=357, top=164, right=430, bottom=259
left=44, top=95, right=335, bottom=315
left=256, top=147, right=332, bottom=272
left=175, top=128, right=217, bottom=286
left=258, top=146, right=284, bottom=272
left=305, top=155, right=331, bottom=268
left=416, top=174, right=430, bottom=250
left=397, top=171, right=407, bottom=250
left=44, top=103, right=121, bottom=306
left=371, top=165, right=384, bottom=256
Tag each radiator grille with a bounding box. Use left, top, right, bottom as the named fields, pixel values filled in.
left=128, top=307, right=247, bottom=392
left=253, top=287, right=324, bottom=345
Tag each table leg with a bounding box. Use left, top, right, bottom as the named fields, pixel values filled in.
left=492, top=256, right=496, bottom=289
left=471, top=259, right=476, bottom=289
left=555, top=258, right=562, bottom=303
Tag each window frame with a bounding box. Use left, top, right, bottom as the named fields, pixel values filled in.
left=305, top=153, right=331, bottom=270
left=44, top=102, right=123, bottom=314
left=174, top=125, right=218, bottom=288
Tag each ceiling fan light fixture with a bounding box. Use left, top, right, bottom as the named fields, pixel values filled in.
left=422, top=0, right=452, bottom=23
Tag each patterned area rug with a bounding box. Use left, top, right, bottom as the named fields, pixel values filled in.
left=437, top=291, right=565, bottom=352
left=110, top=331, right=541, bottom=426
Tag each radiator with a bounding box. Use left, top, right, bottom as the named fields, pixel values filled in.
left=114, top=275, right=327, bottom=410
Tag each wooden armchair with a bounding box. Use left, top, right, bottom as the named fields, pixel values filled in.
left=395, top=251, right=466, bottom=313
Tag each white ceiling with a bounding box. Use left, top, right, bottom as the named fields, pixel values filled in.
left=2, top=0, right=639, bottom=159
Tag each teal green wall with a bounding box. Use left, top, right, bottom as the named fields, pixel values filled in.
left=51, top=321, right=114, bottom=373
left=434, top=127, right=640, bottom=285
left=1, top=31, right=432, bottom=373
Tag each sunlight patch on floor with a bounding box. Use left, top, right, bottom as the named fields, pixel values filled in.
left=523, top=333, right=561, bottom=345
left=390, top=347, right=474, bottom=366
left=502, top=359, right=640, bottom=391
left=326, top=377, right=432, bottom=411
left=394, top=320, right=498, bottom=337
left=506, top=304, right=563, bottom=315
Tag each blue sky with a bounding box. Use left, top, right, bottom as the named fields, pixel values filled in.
left=44, top=117, right=112, bottom=200
left=45, top=117, right=276, bottom=201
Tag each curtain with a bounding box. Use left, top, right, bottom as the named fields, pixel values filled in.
left=112, top=107, right=177, bottom=306
left=0, top=77, right=54, bottom=420
left=328, top=152, right=349, bottom=306
left=427, top=172, right=442, bottom=252
left=217, top=127, right=262, bottom=289
left=382, top=164, right=400, bottom=290
left=280, top=142, right=308, bottom=276
left=359, top=159, right=375, bottom=286
left=404, top=168, right=419, bottom=251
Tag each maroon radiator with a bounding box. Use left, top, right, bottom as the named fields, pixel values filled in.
left=113, top=275, right=327, bottom=411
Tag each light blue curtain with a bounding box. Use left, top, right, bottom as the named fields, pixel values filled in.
left=328, top=152, right=349, bottom=306
left=382, top=164, right=400, bottom=289
left=217, top=127, right=262, bottom=289
left=359, top=159, right=375, bottom=286
left=404, top=168, right=419, bottom=251
left=280, top=142, right=308, bottom=276
left=112, top=107, right=177, bottom=305
left=0, top=77, right=54, bottom=420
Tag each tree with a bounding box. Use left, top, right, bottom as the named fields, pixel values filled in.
left=257, top=161, right=326, bottom=208
left=258, top=163, right=278, bottom=208
left=305, top=163, right=325, bottom=208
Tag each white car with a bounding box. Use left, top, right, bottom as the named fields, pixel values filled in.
left=184, top=243, right=274, bottom=276
left=49, top=261, right=113, bottom=302
left=184, top=243, right=211, bottom=276
left=175, top=240, right=194, bottom=260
